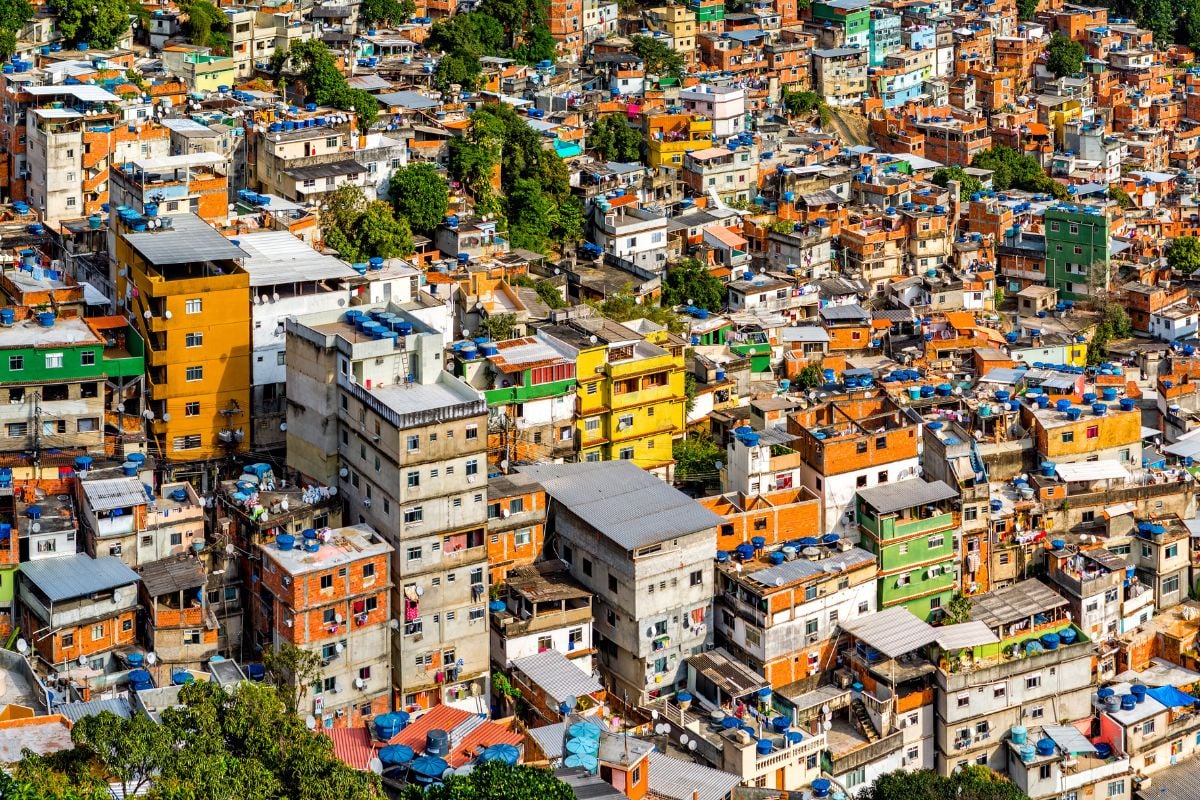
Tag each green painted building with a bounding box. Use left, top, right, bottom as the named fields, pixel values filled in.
left=812, top=0, right=872, bottom=49
left=1043, top=204, right=1114, bottom=301
left=856, top=478, right=959, bottom=622
left=690, top=0, right=725, bottom=23
left=0, top=314, right=145, bottom=456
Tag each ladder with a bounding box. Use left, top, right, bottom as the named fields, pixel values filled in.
left=393, top=345, right=411, bottom=387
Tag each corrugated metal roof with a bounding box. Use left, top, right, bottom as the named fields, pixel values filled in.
left=57, top=697, right=132, bottom=723
left=1055, top=461, right=1130, bottom=482
left=819, top=303, right=869, bottom=322
left=842, top=606, right=937, bottom=658
left=20, top=554, right=139, bottom=602
left=855, top=478, right=957, bottom=515
left=1041, top=724, right=1097, bottom=755
left=1136, top=749, right=1200, bottom=799
left=123, top=214, right=246, bottom=266
left=511, top=650, right=602, bottom=705
left=80, top=476, right=147, bottom=512
left=745, top=546, right=875, bottom=589
left=517, top=461, right=723, bottom=551
left=323, top=726, right=375, bottom=770
left=646, top=752, right=740, bottom=800
left=527, top=721, right=566, bottom=759
left=933, top=621, right=999, bottom=651
left=137, top=556, right=205, bottom=597
left=26, top=84, right=119, bottom=102
left=969, top=579, right=1068, bottom=630
left=235, top=231, right=359, bottom=287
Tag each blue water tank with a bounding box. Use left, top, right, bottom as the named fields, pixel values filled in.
left=276, top=534, right=296, bottom=551
left=1036, top=738, right=1056, bottom=756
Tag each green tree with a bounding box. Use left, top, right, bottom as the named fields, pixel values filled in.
left=181, top=0, right=228, bottom=50
left=404, top=762, right=572, bottom=800
left=589, top=286, right=684, bottom=334
left=506, top=178, right=554, bottom=253
left=1109, top=185, right=1134, bottom=209
left=389, top=162, right=450, bottom=234
left=321, top=184, right=367, bottom=237
left=51, top=0, right=130, bottom=48
left=857, top=765, right=1027, bottom=800
left=354, top=201, right=414, bottom=258
left=551, top=195, right=586, bottom=246
left=262, top=640, right=326, bottom=714
left=71, top=711, right=171, bottom=797
left=971, top=145, right=1067, bottom=198
left=1168, top=236, right=1200, bottom=275
left=278, top=40, right=379, bottom=128
left=673, top=433, right=723, bottom=486
left=1086, top=301, right=1132, bottom=366
left=662, top=258, right=725, bottom=312
left=1017, top=0, right=1038, bottom=20
left=434, top=51, right=483, bottom=93
left=629, top=35, right=685, bottom=79
left=945, top=592, right=973, bottom=624
left=478, top=0, right=546, bottom=47
left=510, top=24, right=557, bottom=65
left=361, top=0, right=413, bottom=25
left=1046, top=33, right=1085, bottom=78
left=795, top=363, right=823, bottom=389
left=0, top=0, right=33, bottom=57
left=782, top=89, right=824, bottom=115
left=931, top=165, right=984, bottom=200
left=427, top=12, right=505, bottom=58
left=590, top=114, right=644, bottom=162
left=481, top=312, right=518, bottom=340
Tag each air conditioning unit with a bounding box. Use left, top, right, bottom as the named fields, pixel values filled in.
left=335, top=708, right=346, bottom=717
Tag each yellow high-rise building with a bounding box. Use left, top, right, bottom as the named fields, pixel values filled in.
left=645, top=113, right=714, bottom=170
left=542, top=315, right=687, bottom=480
left=112, top=213, right=251, bottom=478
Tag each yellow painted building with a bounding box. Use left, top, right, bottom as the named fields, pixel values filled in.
left=545, top=316, right=686, bottom=479
left=112, top=213, right=251, bottom=472
left=644, top=6, right=698, bottom=64
left=645, top=113, right=713, bottom=170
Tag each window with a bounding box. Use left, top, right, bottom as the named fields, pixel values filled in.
left=407, top=471, right=420, bottom=488
left=469, top=607, right=485, bottom=622
left=1086, top=425, right=1099, bottom=439
left=80, top=350, right=95, bottom=367
left=1030, top=706, right=1044, bottom=719
left=61, top=632, right=74, bottom=646
left=44, top=353, right=63, bottom=369
left=509, top=498, right=524, bottom=514
left=1061, top=431, right=1074, bottom=443
left=173, top=435, right=201, bottom=450
left=91, top=624, right=104, bottom=641
left=406, top=546, right=422, bottom=561
left=185, top=366, right=203, bottom=382
left=1108, top=781, right=1124, bottom=798
left=514, top=528, right=532, bottom=546
left=185, top=332, right=203, bottom=348
left=185, top=299, right=202, bottom=314
left=1164, top=575, right=1180, bottom=595
left=928, top=534, right=945, bottom=549
left=7, top=355, right=21, bottom=371
left=690, top=570, right=703, bottom=586
left=363, top=562, right=376, bottom=580
left=619, top=447, right=634, bottom=460
left=856, top=475, right=867, bottom=488
left=466, top=459, right=479, bottom=476
left=77, top=418, right=98, bottom=433
left=957, top=695, right=970, bottom=708
left=1026, top=675, right=1041, bottom=689
left=930, top=596, right=942, bottom=610
left=407, top=434, right=420, bottom=452
left=184, top=401, right=200, bottom=417
left=465, top=424, right=478, bottom=440
left=317, top=573, right=333, bottom=591
left=608, top=574, right=618, bottom=592
left=1167, top=543, right=1179, bottom=559
left=404, top=507, right=423, bottom=525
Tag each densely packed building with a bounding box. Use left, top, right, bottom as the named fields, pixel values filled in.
left=9, top=0, right=1200, bottom=798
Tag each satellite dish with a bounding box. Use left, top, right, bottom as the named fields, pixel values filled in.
left=226, top=543, right=235, bottom=555
left=335, top=613, right=344, bottom=624
left=368, top=758, right=383, bottom=775
left=78, top=655, right=87, bottom=667
left=679, top=734, right=689, bottom=745
left=16, top=638, right=27, bottom=654
left=305, top=715, right=317, bottom=729
left=688, top=740, right=697, bottom=751
left=389, top=619, right=400, bottom=630
left=715, top=461, right=724, bottom=471
left=335, top=642, right=344, bottom=653
left=146, top=652, right=158, bottom=665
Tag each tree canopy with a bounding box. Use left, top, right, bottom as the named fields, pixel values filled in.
left=629, top=35, right=685, bottom=80
left=1017, top=0, right=1038, bottom=20
left=390, top=162, right=450, bottom=235
left=673, top=433, right=723, bottom=486
left=662, top=258, right=725, bottom=312
left=50, top=0, right=130, bottom=48
left=402, top=762, right=573, bottom=800
left=1086, top=300, right=1132, bottom=365
left=589, top=114, right=644, bottom=162
left=3, top=681, right=381, bottom=800
left=1046, top=33, right=1085, bottom=77
left=1167, top=236, right=1200, bottom=275
left=276, top=40, right=379, bottom=128
left=0, top=0, right=32, bottom=57
left=361, top=0, right=415, bottom=26
left=320, top=185, right=414, bottom=263
left=180, top=0, right=229, bottom=52
left=932, top=166, right=984, bottom=200
left=856, top=765, right=1027, bottom=800
left=971, top=145, right=1067, bottom=199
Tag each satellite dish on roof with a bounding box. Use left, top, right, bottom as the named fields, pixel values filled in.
left=146, top=652, right=158, bottom=665
left=16, top=638, right=27, bottom=654
left=305, top=715, right=317, bottom=729
left=369, top=758, right=383, bottom=775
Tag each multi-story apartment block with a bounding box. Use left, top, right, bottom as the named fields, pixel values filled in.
left=111, top=212, right=251, bottom=478
left=813, top=48, right=869, bottom=107
left=1043, top=204, right=1116, bottom=300
left=936, top=581, right=1093, bottom=775
left=542, top=315, right=686, bottom=480
left=682, top=145, right=758, bottom=206
left=716, top=540, right=877, bottom=688
left=787, top=394, right=921, bottom=535
left=0, top=311, right=144, bottom=459
left=18, top=553, right=140, bottom=671
left=76, top=476, right=204, bottom=567
left=589, top=203, right=669, bottom=274
left=524, top=459, right=721, bottom=703
left=856, top=478, right=959, bottom=622
left=485, top=472, right=548, bottom=586
left=257, top=524, right=393, bottom=728
left=489, top=560, right=593, bottom=673
left=679, top=85, right=746, bottom=138
left=108, top=152, right=231, bottom=224
left=286, top=305, right=492, bottom=713
left=1004, top=720, right=1132, bottom=800
left=137, top=553, right=219, bottom=670
left=254, top=116, right=366, bottom=203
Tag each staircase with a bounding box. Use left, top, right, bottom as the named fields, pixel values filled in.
left=850, top=699, right=880, bottom=743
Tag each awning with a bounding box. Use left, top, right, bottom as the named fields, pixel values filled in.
left=83, top=282, right=109, bottom=306
left=1142, top=426, right=1164, bottom=440
left=934, top=621, right=1000, bottom=651
left=1055, top=461, right=1130, bottom=483
left=1103, top=501, right=1137, bottom=519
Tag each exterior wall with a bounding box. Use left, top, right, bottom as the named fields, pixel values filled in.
left=1043, top=207, right=1113, bottom=300
left=858, top=502, right=957, bottom=621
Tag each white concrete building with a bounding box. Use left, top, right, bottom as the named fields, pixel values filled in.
left=521, top=460, right=723, bottom=703
left=679, top=85, right=746, bottom=138
left=590, top=203, right=669, bottom=275
left=1150, top=301, right=1199, bottom=342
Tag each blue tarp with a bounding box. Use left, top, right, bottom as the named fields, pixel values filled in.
left=1147, top=686, right=1200, bottom=708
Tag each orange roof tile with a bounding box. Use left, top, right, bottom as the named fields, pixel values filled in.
left=707, top=226, right=747, bottom=249
left=324, top=726, right=376, bottom=770
left=388, top=705, right=522, bottom=767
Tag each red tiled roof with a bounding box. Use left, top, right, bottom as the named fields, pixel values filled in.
left=388, top=704, right=523, bottom=767
left=324, top=726, right=376, bottom=770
